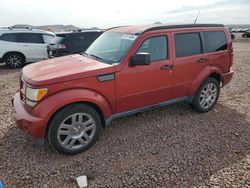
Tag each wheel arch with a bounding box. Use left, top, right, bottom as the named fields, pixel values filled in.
left=3, top=51, right=26, bottom=61
left=31, top=89, right=113, bottom=139
left=44, top=101, right=106, bottom=144
left=188, top=66, right=222, bottom=96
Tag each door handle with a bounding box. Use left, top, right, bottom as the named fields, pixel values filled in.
left=160, top=64, right=174, bottom=70
left=197, top=58, right=208, bottom=63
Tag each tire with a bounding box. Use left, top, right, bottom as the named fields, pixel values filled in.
left=242, top=34, right=247, bottom=38
left=47, top=103, right=101, bottom=155
left=192, top=77, right=220, bottom=113
left=4, top=53, right=25, bottom=69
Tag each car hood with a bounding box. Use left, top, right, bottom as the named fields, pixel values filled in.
left=22, top=54, right=115, bottom=86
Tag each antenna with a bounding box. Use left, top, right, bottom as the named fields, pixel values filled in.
left=194, top=10, right=200, bottom=24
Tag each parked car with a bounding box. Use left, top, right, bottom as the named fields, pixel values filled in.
left=47, top=30, right=103, bottom=57
left=13, top=24, right=234, bottom=154
left=242, top=31, right=250, bottom=38
left=230, top=32, right=235, bottom=40
left=0, top=27, right=55, bottom=68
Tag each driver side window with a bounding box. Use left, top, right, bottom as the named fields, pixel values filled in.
left=136, top=36, right=168, bottom=62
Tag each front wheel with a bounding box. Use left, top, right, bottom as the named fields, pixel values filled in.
left=47, top=103, right=101, bottom=155
left=192, top=77, right=220, bottom=113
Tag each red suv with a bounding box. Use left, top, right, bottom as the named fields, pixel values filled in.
left=13, top=24, right=234, bottom=154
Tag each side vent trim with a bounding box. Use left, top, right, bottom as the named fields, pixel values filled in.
left=97, top=73, right=115, bottom=82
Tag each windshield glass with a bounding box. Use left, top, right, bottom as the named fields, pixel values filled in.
left=85, top=32, right=137, bottom=64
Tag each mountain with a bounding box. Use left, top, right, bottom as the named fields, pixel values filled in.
left=11, top=24, right=83, bottom=32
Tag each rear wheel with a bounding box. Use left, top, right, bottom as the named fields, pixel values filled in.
left=47, top=103, right=101, bottom=155
left=4, top=53, right=25, bottom=69
left=242, top=34, right=247, bottom=38
left=192, top=77, right=220, bottom=112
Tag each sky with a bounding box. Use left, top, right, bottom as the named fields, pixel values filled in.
left=0, top=0, right=249, bottom=28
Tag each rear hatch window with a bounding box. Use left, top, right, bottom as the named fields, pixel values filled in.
left=52, top=34, right=67, bottom=44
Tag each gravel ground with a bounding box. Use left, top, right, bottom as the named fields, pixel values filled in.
left=0, top=38, right=249, bottom=187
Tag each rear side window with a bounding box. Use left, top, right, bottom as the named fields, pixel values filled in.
left=52, top=35, right=66, bottom=44
left=175, top=33, right=202, bottom=58
left=43, top=34, right=54, bottom=44
left=0, top=33, right=17, bottom=42
left=18, top=33, right=44, bottom=43
left=136, top=36, right=168, bottom=62
left=204, top=31, right=227, bottom=53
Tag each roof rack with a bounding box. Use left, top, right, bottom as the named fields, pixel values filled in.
left=64, top=29, right=104, bottom=32
left=5, top=26, right=33, bottom=30
left=139, top=24, right=225, bottom=34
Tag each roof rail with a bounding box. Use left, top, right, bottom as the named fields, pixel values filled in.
left=7, top=26, right=32, bottom=30
left=139, top=24, right=225, bottom=34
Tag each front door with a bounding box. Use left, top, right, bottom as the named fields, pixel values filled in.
left=116, top=34, right=173, bottom=113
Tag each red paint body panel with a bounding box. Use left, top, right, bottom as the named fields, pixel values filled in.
left=116, top=31, right=173, bottom=112
left=14, top=93, right=46, bottom=139
left=13, top=24, right=234, bottom=141
left=22, top=54, right=114, bottom=86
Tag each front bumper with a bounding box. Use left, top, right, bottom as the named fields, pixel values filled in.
left=222, top=71, right=234, bottom=86
left=12, top=93, right=46, bottom=145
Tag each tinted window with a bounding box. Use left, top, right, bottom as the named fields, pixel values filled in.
left=137, top=36, right=167, bottom=62
left=87, top=32, right=102, bottom=45
left=18, top=33, right=44, bottom=43
left=204, top=31, right=227, bottom=52
left=52, top=35, right=66, bottom=44
left=43, top=34, right=54, bottom=44
left=0, top=33, right=17, bottom=42
left=72, top=34, right=86, bottom=45
left=175, top=33, right=202, bottom=58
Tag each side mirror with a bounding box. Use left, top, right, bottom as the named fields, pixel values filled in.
left=130, top=52, right=150, bottom=66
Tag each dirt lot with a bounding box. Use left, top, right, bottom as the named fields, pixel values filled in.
left=0, top=37, right=250, bottom=187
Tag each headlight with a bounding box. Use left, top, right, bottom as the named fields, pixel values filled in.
left=25, top=87, right=48, bottom=107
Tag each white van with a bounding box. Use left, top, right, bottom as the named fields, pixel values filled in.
left=0, top=27, right=55, bottom=68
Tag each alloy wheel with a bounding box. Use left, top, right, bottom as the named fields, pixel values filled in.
left=6, top=55, right=22, bottom=68
left=57, top=113, right=96, bottom=150
left=199, top=83, right=218, bottom=109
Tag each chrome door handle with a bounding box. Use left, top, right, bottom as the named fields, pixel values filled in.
left=197, top=58, right=208, bottom=63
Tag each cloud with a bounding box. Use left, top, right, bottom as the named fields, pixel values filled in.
left=0, top=0, right=249, bottom=28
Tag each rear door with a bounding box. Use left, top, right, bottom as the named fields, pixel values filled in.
left=171, top=30, right=209, bottom=98
left=203, top=30, right=231, bottom=73
left=17, top=33, right=48, bottom=61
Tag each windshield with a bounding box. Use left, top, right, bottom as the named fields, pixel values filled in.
left=85, top=32, right=137, bottom=64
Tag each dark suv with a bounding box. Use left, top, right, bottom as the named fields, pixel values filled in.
left=48, top=30, right=103, bottom=57
left=242, top=31, right=250, bottom=38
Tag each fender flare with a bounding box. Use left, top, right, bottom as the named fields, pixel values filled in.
left=32, top=88, right=113, bottom=126
left=3, top=51, right=26, bottom=61
left=188, top=66, right=222, bottom=96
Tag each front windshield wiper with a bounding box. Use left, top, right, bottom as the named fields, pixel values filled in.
left=82, top=52, right=115, bottom=64
left=88, top=54, right=104, bottom=61
left=82, top=52, right=104, bottom=61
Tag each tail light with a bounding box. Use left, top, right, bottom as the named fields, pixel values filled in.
left=58, top=44, right=66, bottom=49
